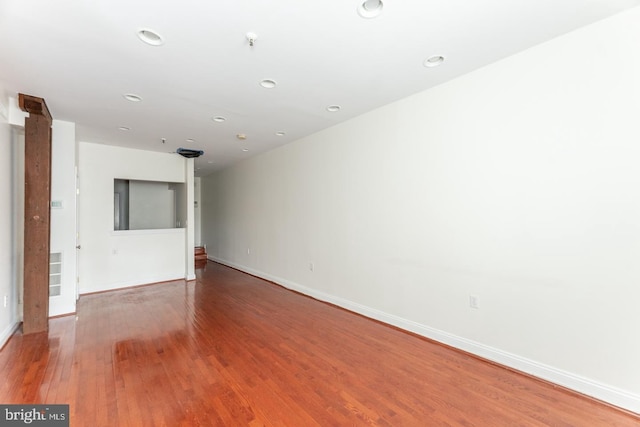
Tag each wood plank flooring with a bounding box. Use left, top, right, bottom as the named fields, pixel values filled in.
left=1, top=261, right=638, bottom=426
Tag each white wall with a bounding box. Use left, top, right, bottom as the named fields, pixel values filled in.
left=201, top=7, right=640, bottom=413
left=129, top=180, right=175, bottom=230
left=50, top=120, right=77, bottom=316
left=0, top=87, right=19, bottom=347
left=172, top=181, right=187, bottom=229
left=79, top=142, right=190, bottom=293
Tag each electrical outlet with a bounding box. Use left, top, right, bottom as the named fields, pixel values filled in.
left=247, top=248, right=251, bottom=255
left=469, top=295, right=479, bottom=309
left=3, top=295, right=7, bottom=308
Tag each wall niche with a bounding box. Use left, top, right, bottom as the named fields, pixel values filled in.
left=114, top=179, right=186, bottom=230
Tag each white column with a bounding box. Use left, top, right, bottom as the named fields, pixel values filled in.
left=185, top=158, right=195, bottom=280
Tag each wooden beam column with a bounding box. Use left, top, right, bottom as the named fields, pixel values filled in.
left=19, top=94, right=53, bottom=334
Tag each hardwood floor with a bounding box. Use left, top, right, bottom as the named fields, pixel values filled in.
left=1, top=261, right=638, bottom=426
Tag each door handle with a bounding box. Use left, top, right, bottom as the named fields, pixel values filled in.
left=76, top=245, right=81, bottom=249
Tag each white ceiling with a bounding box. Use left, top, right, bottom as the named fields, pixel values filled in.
left=1, top=0, right=639, bottom=176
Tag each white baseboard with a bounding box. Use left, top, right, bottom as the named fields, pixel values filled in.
left=79, top=273, right=186, bottom=295
left=0, top=321, right=20, bottom=349
left=211, top=256, right=640, bottom=415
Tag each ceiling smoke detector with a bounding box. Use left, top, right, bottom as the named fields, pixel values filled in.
left=246, top=32, right=258, bottom=47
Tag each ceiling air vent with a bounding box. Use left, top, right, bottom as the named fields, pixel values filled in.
left=176, top=148, right=204, bottom=158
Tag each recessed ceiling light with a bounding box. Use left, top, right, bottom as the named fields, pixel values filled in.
left=123, top=93, right=142, bottom=102
left=236, top=134, right=247, bottom=140
left=137, top=29, right=164, bottom=46
left=118, top=126, right=130, bottom=131
left=326, top=105, right=341, bottom=112
left=275, top=131, right=286, bottom=136
left=357, top=0, right=383, bottom=18
left=424, top=55, right=445, bottom=68
left=186, top=138, right=195, bottom=143
left=242, top=148, right=249, bottom=152
left=260, top=79, right=277, bottom=89
left=212, top=116, right=226, bottom=122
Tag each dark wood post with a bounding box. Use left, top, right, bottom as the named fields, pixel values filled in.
left=19, top=94, right=53, bottom=334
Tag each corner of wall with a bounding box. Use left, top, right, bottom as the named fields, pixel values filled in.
left=0, top=87, right=21, bottom=348
left=0, top=97, right=7, bottom=122
left=7, top=96, right=27, bottom=126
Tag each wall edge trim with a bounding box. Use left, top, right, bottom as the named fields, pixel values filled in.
left=79, top=274, right=185, bottom=295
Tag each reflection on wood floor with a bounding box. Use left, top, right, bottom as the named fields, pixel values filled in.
left=1, top=261, right=638, bottom=426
